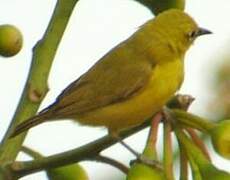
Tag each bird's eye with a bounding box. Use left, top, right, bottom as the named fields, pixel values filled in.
left=188, top=30, right=197, bottom=40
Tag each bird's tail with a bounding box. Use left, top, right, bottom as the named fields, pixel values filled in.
left=10, top=111, right=51, bottom=138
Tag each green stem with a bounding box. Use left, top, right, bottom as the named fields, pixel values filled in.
left=21, top=146, right=129, bottom=174
left=163, top=120, right=174, bottom=180
left=176, top=132, right=202, bottom=180
left=165, top=109, right=206, bottom=180
left=172, top=109, right=216, bottom=133
left=189, top=157, right=202, bottom=180
left=174, top=128, right=210, bottom=168
left=179, top=142, right=188, bottom=180
left=92, top=155, right=129, bottom=174
left=0, top=0, right=79, bottom=163
left=186, top=128, right=211, bottom=161
left=8, top=120, right=150, bottom=178
left=143, top=113, right=162, bottom=160
left=21, top=146, right=43, bottom=159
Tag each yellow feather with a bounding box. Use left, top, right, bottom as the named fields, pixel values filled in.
left=11, top=9, right=211, bottom=138
left=76, top=58, right=183, bottom=133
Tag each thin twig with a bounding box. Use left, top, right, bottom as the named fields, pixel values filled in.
left=163, top=119, right=174, bottom=180
left=175, top=130, right=202, bottom=180
left=143, top=112, right=162, bottom=160
left=22, top=146, right=129, bottom=174
left=147, top=113, right=162, bottom=148
left=91, top=155, right=129, bottom=174
left=21, top=146, right=42, bottom=159
left=186, top=128, right=211, bottom=161
left=8, top=119, right=151, bottom=178
left=178, top=139, right=188, bottom=180
left=173, top=109, right=216, bottom=132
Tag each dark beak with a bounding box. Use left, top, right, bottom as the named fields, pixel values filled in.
left=197, top=27, right=212, bottom=36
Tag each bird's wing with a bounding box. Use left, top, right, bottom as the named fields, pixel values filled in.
left=50, top=43, right=155, bottom=116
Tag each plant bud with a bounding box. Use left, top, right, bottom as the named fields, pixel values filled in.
left=127, top=163, right=165, bottom=180
left=210, top=120, right=230, bottom=159
left=0, top=24, right=23, bottom=57
left=46, top=163, right=88, bottom=180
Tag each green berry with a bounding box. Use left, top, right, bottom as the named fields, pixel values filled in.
left=0, top=24, right=23, bottom=57
left=210, top=120, right=230, bottom=159
left=127, top=163, right=165, bottom=180
left=47, top=163, right=88, bottom=180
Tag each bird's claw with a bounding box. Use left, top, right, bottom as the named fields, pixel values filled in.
left=130, top=154, right=163, bottom=170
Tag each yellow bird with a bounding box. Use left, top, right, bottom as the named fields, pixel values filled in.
left=11, top=9, right=211, bottom=138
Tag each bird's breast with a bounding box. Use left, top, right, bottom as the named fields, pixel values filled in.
left=76, top=59, right=184, bottom=133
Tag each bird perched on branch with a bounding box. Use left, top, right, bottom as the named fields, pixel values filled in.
left=11, top=9, right=211, bottom=138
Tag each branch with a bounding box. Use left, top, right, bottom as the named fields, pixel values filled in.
left=92, top=155, right=129, bottom=174
left=163, top=119, right=174, bottom=180
left=143, top=112, right=162, bottom=160
left=186, top=128, right=211, bottom=161
left=179, top=141, right=188, bottom=180
left=172, top=109, right=216, bottom=133
left=0, top=0, right=79, bottom=163
left=21, top=146, right=42, bottom=159
left=0, top=94, right=209, bottom=179
left=7, top=120, right=150, bottom=179
left=22, top=146, right=129, bottom=174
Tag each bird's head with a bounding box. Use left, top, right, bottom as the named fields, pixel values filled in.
left=159, top=9, right=212, bottom=54
left=145, top=9, right=212, bottom=59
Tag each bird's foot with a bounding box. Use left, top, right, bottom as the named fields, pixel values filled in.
left=118, top=139, right=140, bottom=157
left=118, top=139, right=162, bottom=169
left=130, top=155, right=163, bottom=170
